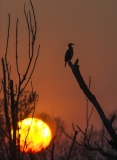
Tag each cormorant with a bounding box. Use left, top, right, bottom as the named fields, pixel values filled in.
left=64, top=43, right=75, bottom=67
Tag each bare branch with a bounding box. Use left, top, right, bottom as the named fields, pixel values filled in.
left=20, top=45, right=40, bottom=93
left=67, top=125, right=78, bottom=160
left=24, top=3, right=31, bottom=59
left=4, top=14, right=11, bottom=103
left=68, top=59, right=117, bottom=150
left=110, top=114, right=116, bottom=124
left=29, top=0, right=37, bottom=36
left=5, top=14, right=10, bottom=64
left=15, top=18, right=21, bottom=81
left=1, top=0, right=39, bottom=159
left=20, top=0, right=40, bottom=92
left=29, top=11, right=33, bottom=34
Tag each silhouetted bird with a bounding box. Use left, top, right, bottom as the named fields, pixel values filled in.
left=64, top=43, right=75, bottom=67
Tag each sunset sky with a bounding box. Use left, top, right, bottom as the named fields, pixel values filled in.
left=0, top=0, right=117, bottom=132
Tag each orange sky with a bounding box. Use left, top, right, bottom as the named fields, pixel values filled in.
left=0, top=0, right=117, bottom=132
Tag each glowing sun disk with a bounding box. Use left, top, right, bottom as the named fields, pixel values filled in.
left=12, top=118, right=52, bottom=153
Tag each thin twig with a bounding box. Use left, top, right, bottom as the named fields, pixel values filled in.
left=29, top=0, right=37, bottom=36
left=24, top=4, right=31, bottom=59
left=16, top=18, right=21, bottom=81
left=5, top=14, right=10, bottom=65
left=20, top=45, right=40, bottom=93
left=5, top=14, right=11, bottom=104
left=67, top=124, right=78, bottom=160
left=29, top=11, right=33, bottom=34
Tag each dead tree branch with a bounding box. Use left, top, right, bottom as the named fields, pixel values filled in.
left=68, top=59, right=117, bottom=150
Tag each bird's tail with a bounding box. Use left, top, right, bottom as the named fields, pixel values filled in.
left=64, top=62, right=66, bottom=67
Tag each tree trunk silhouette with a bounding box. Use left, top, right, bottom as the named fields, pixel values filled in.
left=0, top=0, right=40, bottom=159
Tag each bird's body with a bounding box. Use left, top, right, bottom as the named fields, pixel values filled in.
left=64, top=43, right=74, bottom=67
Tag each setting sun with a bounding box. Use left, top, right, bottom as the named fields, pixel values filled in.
left=12, top=118, right=52, bottom=153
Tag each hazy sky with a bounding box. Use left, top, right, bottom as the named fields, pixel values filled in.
left=0, top=0, right=117, bottom=132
